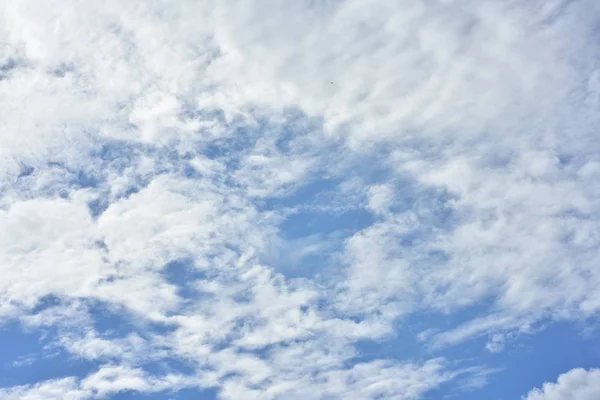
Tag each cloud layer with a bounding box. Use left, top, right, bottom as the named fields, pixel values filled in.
left=1, top=0, right=599, bottom=399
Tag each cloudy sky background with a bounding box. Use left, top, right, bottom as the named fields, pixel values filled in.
left=1, top=0, right=600, bottom=399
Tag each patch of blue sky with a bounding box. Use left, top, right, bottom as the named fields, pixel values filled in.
left=424, top=319, right=600, bottom=400
left=262, top=180, right=372, bottom=279
left=141, top=356, right=197, bottom=379
left=267, top=235, right=344, bottom=280
left=350, top=299, right=497, bottom=364
left=278, top=197, right=373, bottom=239
left=0, top=321, right=96, bottom=388
left=161, top=258, right=212, bottom=304
left=349, top=309, right=600, bottom=399
left=40, top=161, right=101, bottom=199
left=92, top=140, right=144, bottom=174
left=346, top=300, right=511, bottom=394
left=2, top=294, right=198, bottom=385
left=201, top=125, right=262, bottom=168
left=86, top=299, right=175, bottom=339
left=85, top=302, right=138, bottom=340
left=257, top=173, right=336, bottom=209
left=108, top=387, right=218, bottom=400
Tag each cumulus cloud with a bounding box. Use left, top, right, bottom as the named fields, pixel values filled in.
left=523, top=368, right=600, bottom=400
left=0, top=0, right=599, bottom=398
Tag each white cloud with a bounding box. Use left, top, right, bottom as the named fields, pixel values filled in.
left=367, top=184, right=394, bottom=216
left=0, top=0, right=599, bottom=398
left=0, top=197, right=111, bottom=313
left=523, top=368, right=600, bottom=400
left=0, top=365, right=193, bottom=400
left=0, top=377, right=85, bottom=400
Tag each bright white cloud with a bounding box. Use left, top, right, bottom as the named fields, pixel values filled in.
left=523, top=368, right=600, bottom=400
left=0, top=197, right=111, bottom=312
left=0, top=365, right=193, bottom=400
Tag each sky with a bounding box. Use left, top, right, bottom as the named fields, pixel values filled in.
left=0, top=0, right=600, bottom=399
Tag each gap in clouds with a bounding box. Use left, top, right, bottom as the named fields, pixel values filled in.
left=162, top=258, right=212, bottom=302
left=0, top=320, right=97, bottom=388
left=348, top=298, right=502, bottom=386
left=424, top=319, right=600, bottom=400
left=108, top=387, right=218, bottom=400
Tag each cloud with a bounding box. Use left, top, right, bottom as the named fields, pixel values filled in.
left=0, top=197, right=111, bottom=313
left=0, top=365, right=193, bottom=400
left=0, top=0, right=599, bottom=398
left=523, top=368, right=600, bottom=400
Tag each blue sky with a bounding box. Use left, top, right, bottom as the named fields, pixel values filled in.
left=1, top=0, right=600, bottom=399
